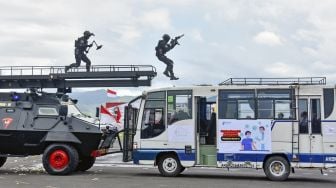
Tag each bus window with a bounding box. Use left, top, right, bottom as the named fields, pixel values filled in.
left=257, top=89, right=294, bottom=119
left=141, top=92, right=166, bottom=139
left=167, top=90, right=192, bottom=125
left=311, top=99, right=321, bottom=134
left=275, top=100, right=292, bottom=119
left=323, top=88, right=334, bottom=119
left=219, top=90, right=255, bottom=119
left=221, top=100, right=237, bottom=119
left=258, top=99, right=273, bottom=119
left=298, top=99, right=308, bottom=134
left=238, top=99, right=255, bottom=119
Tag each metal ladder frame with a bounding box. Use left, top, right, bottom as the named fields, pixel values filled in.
left=291, top=85, right=300, bottom=161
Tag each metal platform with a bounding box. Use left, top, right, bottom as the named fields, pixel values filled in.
left=219, top=77, right=326, bottom=86
left=0, top=65, right=157, bottom=89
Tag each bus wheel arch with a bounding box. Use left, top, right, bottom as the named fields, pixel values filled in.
left=156, top=152, right=183, bottom=177
left=263, top=154, right=291, bottom=181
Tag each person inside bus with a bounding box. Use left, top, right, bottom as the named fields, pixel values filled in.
left=299, top=111, right=308, bottom=133
left=241, top=131, right=256, bottom=151
left=277, top=112, right=284, bottom=119
left=206, top=111, right=217, bottom=145
left=311, top=113, right=321, bottom=133
left=153, top=111, right=164, bottom=137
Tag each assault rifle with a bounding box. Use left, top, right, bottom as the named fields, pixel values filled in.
left=170, top=34, right=184, bottom=46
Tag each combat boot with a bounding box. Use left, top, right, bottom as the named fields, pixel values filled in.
left=65, top=66, right=70, bottom=73
left=170, top=76, right=179, bottom=80
left=163, top=70, right=170, bottom=77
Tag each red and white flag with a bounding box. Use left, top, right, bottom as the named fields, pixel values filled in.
left=100, top=105, right=114, bottom=124
left=107, top=89, right=117, bottom=97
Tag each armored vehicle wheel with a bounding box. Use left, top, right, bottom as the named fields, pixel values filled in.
left=158, top=154, right=182, bottom=177
left=0, top=157, right=7, bottom=168
left=76, top=156, right=96, bottom=172
left=263, top=156, right=290, bottom=181
left=42, top=144, right=79, bottom=175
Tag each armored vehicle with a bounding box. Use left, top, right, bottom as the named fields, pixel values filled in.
left=0, top=90, right=101, bottom=175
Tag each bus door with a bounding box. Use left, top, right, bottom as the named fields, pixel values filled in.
left=123, top=106, right=138, bottom=162
left=196, top=96, right=217, bottom=166
left=298, top=97, right=323, bottom=166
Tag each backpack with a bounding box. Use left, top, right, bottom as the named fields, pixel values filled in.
left=74, top=38, right=81, bottom=47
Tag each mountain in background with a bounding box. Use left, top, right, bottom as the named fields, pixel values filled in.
left=69, top=89, right=134, bottom=116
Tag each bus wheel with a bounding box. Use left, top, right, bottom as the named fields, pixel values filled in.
left=158, top=154, right=182, bottom=177
left=76, top=156, right=96, bottom=172
left=0, top=157, right=7, bottom=168
left=42, top=144, right=79, bottom=175
left=264, top=156, right=290, bottom=181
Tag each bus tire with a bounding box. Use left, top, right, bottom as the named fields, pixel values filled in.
left=0, top=157, right=7, bottom=168
left=76, top=156, right=96, bottom=172
left=42, top=144, right=79, bottom=175
left=263, top=156, right=290, bottom=181
left=158, top=154, right=182, bottom=177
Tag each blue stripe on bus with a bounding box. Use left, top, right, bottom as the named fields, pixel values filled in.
left=133, top=149, right=196, bottom=164
left=133, top=149, right=336, bottom=164
left=217, top=153, right=336, bottom=163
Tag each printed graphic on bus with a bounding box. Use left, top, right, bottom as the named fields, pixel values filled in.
left=217, top=119, right=272, bottom=153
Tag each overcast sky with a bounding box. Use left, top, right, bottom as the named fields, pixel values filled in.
left=1, top=0, right=336, bottom=95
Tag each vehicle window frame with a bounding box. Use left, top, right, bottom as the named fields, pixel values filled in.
left=167, top=90, right=193, bottom=125
left=218, top=89, right=255, bottom=119
left=37, top=106, right=59, bottom=116
left=140, top=92, right=166, bottom=139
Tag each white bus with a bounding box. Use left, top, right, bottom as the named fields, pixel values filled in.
left=123, top=77, right=336, bottom=181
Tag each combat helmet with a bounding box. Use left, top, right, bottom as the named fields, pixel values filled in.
left=84, top=30, right=94, bottom=37
left=162, top=34, right=170, bottom=42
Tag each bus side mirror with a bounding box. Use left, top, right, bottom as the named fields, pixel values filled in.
left=59, top=105, right=68, bottom=117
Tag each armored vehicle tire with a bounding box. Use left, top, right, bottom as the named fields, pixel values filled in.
left=0, top=157, right=7, bottom=168
left=263, top=156, right=290, bottom=181
left=76, top=156, right=96, bottom=172
left=158, top=154, right=182, bottom=177
left=42, top=144, right=79, bottom=175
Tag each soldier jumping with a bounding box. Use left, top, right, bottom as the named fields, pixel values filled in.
left=155, top=34, right=184, bottom=80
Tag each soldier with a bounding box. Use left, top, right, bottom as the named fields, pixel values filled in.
left=155, top=34, right=179, bottom=80
left=65, top=31, right=95, bottom=72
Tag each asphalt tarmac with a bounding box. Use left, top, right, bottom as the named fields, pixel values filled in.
left=0, top=154, right=335, bottom=188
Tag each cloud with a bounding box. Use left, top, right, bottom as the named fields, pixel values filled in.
left=190, top=29, right=203, bottom=42
left=2, top=0, right=336, bottom=89
left=139, top=9, right=172, bottom=30
left=253, top=31, right=283, bottom=46
left=264, top=62, right=297, bottom=76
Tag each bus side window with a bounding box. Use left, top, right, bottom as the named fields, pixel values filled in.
left=218, top=90, right=255, bottom=119
left=311, top=99, right=321, bottom=134
left=141, top=99, right=165, bottom=139
left=167, top=90, right=192, bottom=125
left=323, top=88, right=334, bottom=119
left=298, top=99, right=308, bottom=134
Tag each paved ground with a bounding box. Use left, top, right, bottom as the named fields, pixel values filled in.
left=0, top=154, right=336, bottom=188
